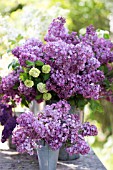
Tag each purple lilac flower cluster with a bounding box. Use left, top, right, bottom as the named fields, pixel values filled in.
left=82, top=25, right=113, bottom=64
left=12, top=38, right=44, bottom=67
left=12, top=100, right=98, bottom=155
left=0, top=101, right=17, bottom=142
left=44, top=17, right=113, bottom=100
left=2, top=116, right=17, bottom=143
left=6, top=17, right=113, bottom=101
left=1, top=70, right=20, bottom=97
left=18, top=82, right=37, bottom=102
left=0, top=71, right=37, bottom=103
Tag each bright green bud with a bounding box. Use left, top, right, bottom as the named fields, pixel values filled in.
left=29, top=67, right=41, bottom=77
left=43, top=93, right=52, bottom=101
left=24, top=79, right=34, bottom=88
left=42, top=65, right=51, bottom=73
left=37, top=82, right=48, bottom=93
left=96, top=29, right=109, bottom=39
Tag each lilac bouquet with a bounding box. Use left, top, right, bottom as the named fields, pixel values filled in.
left=0, top=17, right=113, bottom=145
left=12, top=100, right=97, bottom=155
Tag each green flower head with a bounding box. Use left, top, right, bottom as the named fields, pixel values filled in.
left=96, top=29, right=109, bottom=39
left=42, top=65, right=51, bottom=74
left=43, top=93, right=52, bottom=101
left=37, top=82, right=48, bottom=93
left=24, top=79, right=34, bottom=88
left=29, top=67, right=41, bottom=77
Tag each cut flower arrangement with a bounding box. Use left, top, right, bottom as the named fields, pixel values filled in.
left=0, top=17, right=113, bottom=155
left=12, top=100, right=97, bottom=155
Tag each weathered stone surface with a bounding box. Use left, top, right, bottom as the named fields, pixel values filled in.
left=0, top=126, right=106, bottom=170
left=0, top=149, right=106, bottom=170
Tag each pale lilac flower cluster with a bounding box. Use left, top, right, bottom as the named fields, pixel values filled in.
left=12, top=38, right=44, bottom=66
left=12, top=100, right=98, bottom=155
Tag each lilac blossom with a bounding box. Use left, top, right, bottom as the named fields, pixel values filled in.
left=1, top=70, right=20, bottom=97
left=12, top=38, right=44, bottom=67
left=12, top=127, right=36, bottom=155
left=0, top=101, right=17, bottom=143
left=12, top=100, right=98, bottom=155
left=1, top=116, right=17, bottom=143
left=8, top=17, right=113, bottom=101
left=44, top=17, right=68, bottom=42
left=43, top=21, right=109, bottom=100
left=81, top=25, right=113, bottom=64
left=18, top=82, right=37, bottom=102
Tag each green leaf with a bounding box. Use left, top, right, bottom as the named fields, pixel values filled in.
left=43, top=73, right=50, bottom=81
left=16, top=34, right=23, bottom=41
left=8, top=59, right=20, bottom=70
left=35, top=94, right=42, bottom=100
left=110, top=83, right=113, bottom=91
left=10, top=100, right=17, bottom=107
left=26, top=60, right=34, bottom=66
left=34, top=78, right=42, bottom=85
left=103, top=79, right=110, bottom=88
left=89, top=100, right=103, bottom=113
left=7, top=49, right=12, bottom=53
left=13, top=83, right=19, bottom=90
left=50, top=58, right=54, bottom=62
left=21, top=96, right=29, bottom=107
left=22, top=67, right=30, bottom=73
left=104, top=33, right=110, bottom=39
left=77, top=99, right=87, bottom=110
left=19, top=73, right=28, bottom=81
left=12, top=63, right=20, bottom=70
left=99, top=65, right=108, bottom=75
left=9, top=40, right=16, bottom=45
left=8, top=62, right=13, bottom=69
left=35, top=60, right=44, bottom=66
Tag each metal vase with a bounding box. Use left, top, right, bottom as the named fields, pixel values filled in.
left=29, top=100, right=45, bottom=115
left=58, top=105, right=83, bottom=161
left=37, top=144, right=59, bottom=170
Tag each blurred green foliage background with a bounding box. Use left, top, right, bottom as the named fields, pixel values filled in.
left=0, top=0, right=113, bottom=169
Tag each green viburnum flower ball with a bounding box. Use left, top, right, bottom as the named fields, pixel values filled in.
left=29, top=67, right=41, bottom=77
left=37, top=82, right=48, bottom=93
left=24, top=79, right=34, bottom=88
left=42, top=64, right=51, bottom=73
left=96, top=29, right=109, bottom=39
left=43, top=93, right=52, bottom=101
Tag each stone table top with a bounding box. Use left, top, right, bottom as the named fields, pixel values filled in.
left=0, top=148, right=106, bottom=170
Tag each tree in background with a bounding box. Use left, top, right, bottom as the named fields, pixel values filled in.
left=50, top=0, right=110, bottom=33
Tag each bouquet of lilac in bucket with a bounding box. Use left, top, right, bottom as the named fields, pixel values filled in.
left=0, top=16, right=113, bottom=169
left=12, top=100, right=97, bottom=170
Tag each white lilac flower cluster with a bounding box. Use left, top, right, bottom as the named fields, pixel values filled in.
left=12, top=100, right=98, bottom=155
